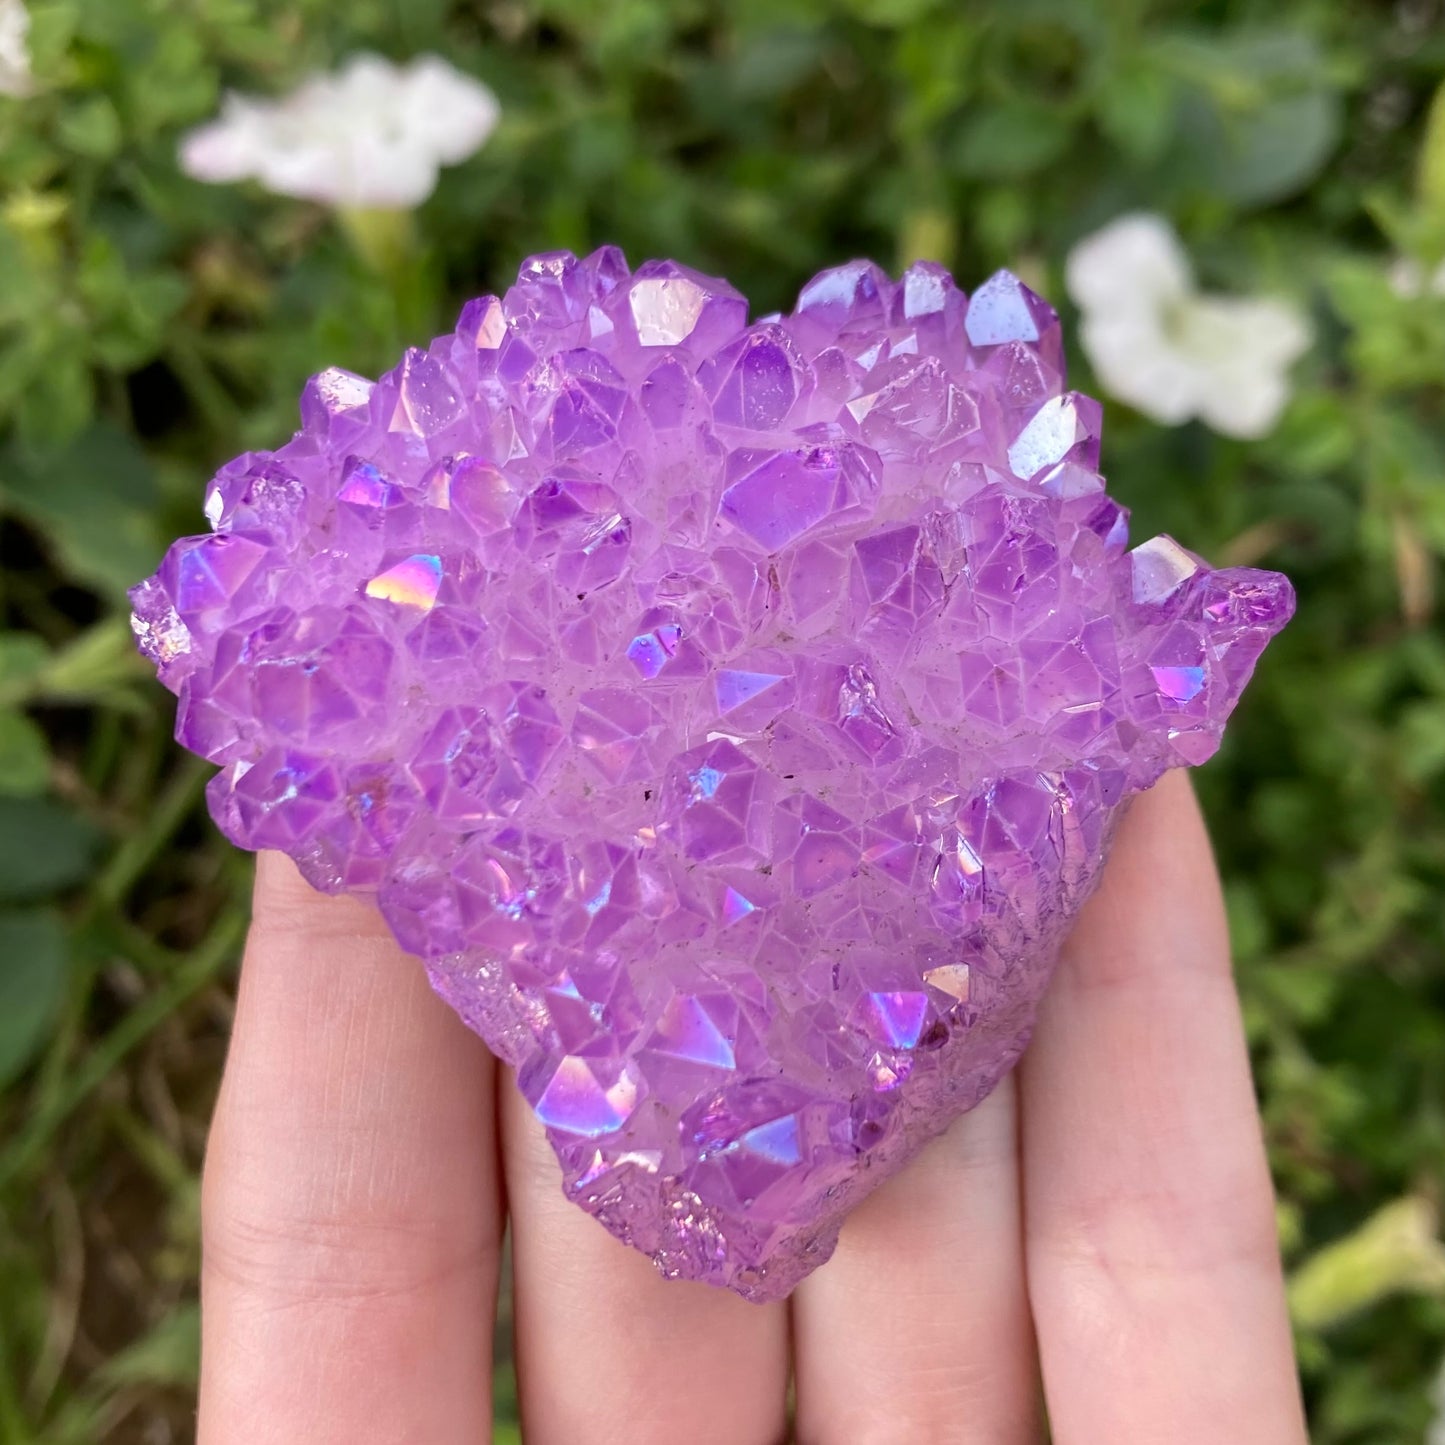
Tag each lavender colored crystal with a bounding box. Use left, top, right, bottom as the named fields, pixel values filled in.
left=131, top=249, right=1293, bottom=1301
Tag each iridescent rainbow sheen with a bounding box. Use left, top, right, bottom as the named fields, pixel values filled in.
left=365, top=553, right=442, bottom=610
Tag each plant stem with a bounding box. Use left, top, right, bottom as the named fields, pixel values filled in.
left=0, top=907, right=246, bottom=1191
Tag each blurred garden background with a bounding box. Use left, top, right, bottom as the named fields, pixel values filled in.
left=2, top=0, right=1445, bottom=1439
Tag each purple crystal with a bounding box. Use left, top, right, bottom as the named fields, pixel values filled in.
left=131, top=250, right=1293, bottom=1301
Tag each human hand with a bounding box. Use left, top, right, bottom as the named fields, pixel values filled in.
left=198, top=769, right=1308, bottom=1443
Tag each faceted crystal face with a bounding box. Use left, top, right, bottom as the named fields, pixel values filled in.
left=131, top=249, right=1293, bottom=1302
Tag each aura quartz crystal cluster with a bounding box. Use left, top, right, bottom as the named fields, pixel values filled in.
left=131, top=249, right=1293, bottom=1301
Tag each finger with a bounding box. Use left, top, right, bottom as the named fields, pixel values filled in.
left=500, top=1076, right=791, bottom=1445
left=792, top=1073, right=1040, bottom=1444
left=1021, top=771, right=1306, bottom=1444
left=199, top=854, right=501, bottom=1445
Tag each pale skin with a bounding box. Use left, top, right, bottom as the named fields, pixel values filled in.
left=198, top=770, right=1309, bottom=1443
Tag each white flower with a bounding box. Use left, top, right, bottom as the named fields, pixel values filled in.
left=179, top=53, right=500, bottom=210
left=0, top=0, right=33, bottom=98
left=1388, top=255, right=1445, bottom=299
left=1431, top=1354, right=1445, bottom=1445
left=1066, top=212, right=1311, bottom=440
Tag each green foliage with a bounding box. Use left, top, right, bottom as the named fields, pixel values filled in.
left=0, top=0, right=1442, bottom=1439
left=0, top=909, right=68, bottom=1087
left=0, top=796, right=100, bottom=902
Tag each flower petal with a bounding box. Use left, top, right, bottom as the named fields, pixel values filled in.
left=175, top=50, right=500, bottom=210
left=1195, top=364, right=1292, bottom=440
left=402, top=56, right=501, bottom=164
left=1079, top=312, right=1202, bottom=425
left=1189, top=295, right=1312, bottom=368
left=179, top=96, right=271, bottom=184
left=0, top=0, right=33, bottom=99
left=1066, top=213, right=1193, bottom=316
left=1164, top=294, right=1309, bottom=439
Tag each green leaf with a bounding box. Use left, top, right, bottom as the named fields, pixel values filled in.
left=841, top=0, right=939, bottom=23
left=120, top=24, right=216, bottom=135
left=893, top=18, right=981, bottom=137
left=1264, top=390, right=1357, bottom=478
left=1290, top=1198, right=1445, bottom=1332
left=56, top=95, right=123, bottom=160
left=0, top=796, right=102, bottom=903
left=34, top=619, right=147, bottom=710
left=1096, top=62, right=1175, bottom=165
left=39, top=1302, right=201, bottom=1444
left=1177, top=88, right=1339, bottom=207
left=1398, top=700, right=1445, bottom=784
left=0, top=909, right=69, bottom=1089
left=1417, top=77, right=1445, bottom=236
left=1164, top=30, right=1342, bottom=206
left=0, top=712, right=50, bottom=797
left=24, top=0, right=79, bottom=75
left=95, top=1303, right=200, bottom=1389
left=0, top=423, right=163, bottom=600
left=1224, top=879, right=1270, bottom=963
left=0, top=633, right=50, bottom=704
left=896, top=206, right=955, bottom=270
left=953, top=101, right=1072, bottom=179
left=15, top=348, right=96, bottom=447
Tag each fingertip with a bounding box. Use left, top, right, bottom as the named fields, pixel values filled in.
left=1061, top=768, right=1230, bottom=990
left=249, top=850, right=400, bottom=948
left=499, top=1072, right=791, bottom=1445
